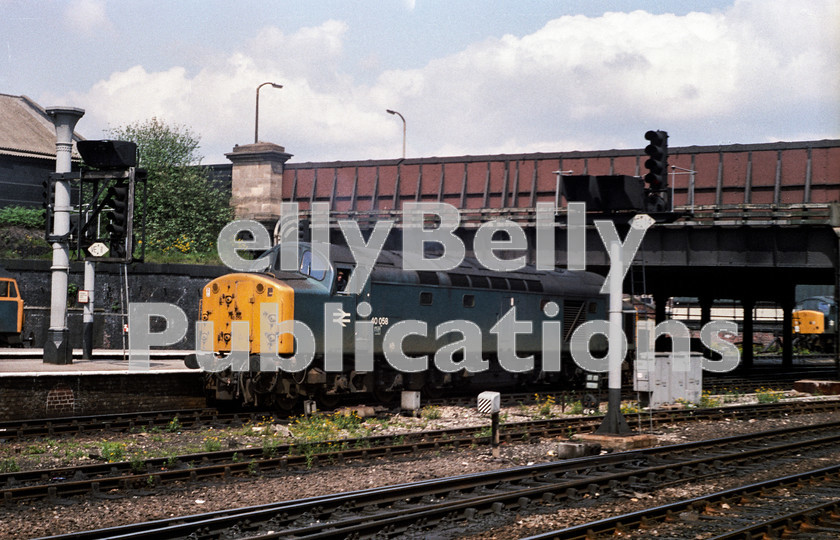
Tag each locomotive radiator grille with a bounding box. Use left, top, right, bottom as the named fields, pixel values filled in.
left=563, top=300, right=586, bottom=342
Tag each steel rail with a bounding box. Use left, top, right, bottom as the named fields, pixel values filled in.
left=0, top=408, right=275, bottom=440
left=522, top=464, right=840, bottom=540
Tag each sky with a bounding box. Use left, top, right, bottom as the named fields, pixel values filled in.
left=3, top=0, right=838, bottom=165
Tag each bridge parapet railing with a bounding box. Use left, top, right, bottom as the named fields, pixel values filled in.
left=675, top=203, right=837, bottom=227
left=287, top=202, right=838, bottom=231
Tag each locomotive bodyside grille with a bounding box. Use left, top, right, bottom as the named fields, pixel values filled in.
left=563, top=300, right=586, bottom=342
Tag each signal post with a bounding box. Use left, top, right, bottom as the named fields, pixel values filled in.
left=43, top=138, right=144, bottom=362
left=44, top=107, right=85, bottom=365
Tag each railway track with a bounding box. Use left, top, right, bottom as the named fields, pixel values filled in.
left=525, top=464, right=840, bottom=539
left=0, top=408, right=277, bottom=441
left=4, top=400, right=840, bottom=504
left=35, top=419, right=840, bottom=539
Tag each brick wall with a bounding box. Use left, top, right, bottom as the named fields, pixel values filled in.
left=0, top=373, right=206, bottom=421
left=0, top=259, right=227, bottom=350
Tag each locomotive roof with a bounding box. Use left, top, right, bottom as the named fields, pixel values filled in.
left=290, top=242, right=605, bottom=296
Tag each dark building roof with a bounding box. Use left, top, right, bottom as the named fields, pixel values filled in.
left=0, top=93, right=84, bottom=161
left=0, top=94, right=86, bottom=208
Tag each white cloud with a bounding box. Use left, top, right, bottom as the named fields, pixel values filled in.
left=53, top=0, right=839, bottom=163
left=376, top=0, right=838, bottom=156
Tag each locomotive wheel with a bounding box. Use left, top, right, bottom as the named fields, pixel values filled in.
left=421, top=383, right=444, bottom=400
left=316, top=390, right=340, bottom=410
left=373, top=387, right=397, bottom=404
left=276, top=395, right=298, bottom=412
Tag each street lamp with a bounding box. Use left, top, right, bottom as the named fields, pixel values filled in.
left=386, top=109, right=406, bottom=159
left=255, top=82, right=283, bottom=144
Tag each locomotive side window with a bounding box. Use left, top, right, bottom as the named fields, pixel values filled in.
left=588, top=301, right=598, bottom=313
left=463, top=294, right=475, bottom=308
left=0, top=281, right=8, bottom=297
left=420, top=292, right=433, bottom=305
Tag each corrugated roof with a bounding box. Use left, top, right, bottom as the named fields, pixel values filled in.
left=0, top=93, right=84, bottom=159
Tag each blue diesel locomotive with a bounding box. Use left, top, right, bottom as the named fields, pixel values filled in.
left=187, top=243, right=613, bottom=409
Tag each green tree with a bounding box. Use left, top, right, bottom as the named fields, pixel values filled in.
left=105, top=118, right=232, bottom=257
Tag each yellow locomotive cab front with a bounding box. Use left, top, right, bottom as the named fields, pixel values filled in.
left=0, top=278, right=24, bottom=339
left=199, top=273, right=294, bottom=355
left=792, top=309, right=824, bottom=335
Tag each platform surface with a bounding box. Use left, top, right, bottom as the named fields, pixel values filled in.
left=0, top=349, right=195, bottom=375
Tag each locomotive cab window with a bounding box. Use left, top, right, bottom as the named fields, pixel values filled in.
left=420, top=292, right=433, bottom=305
left=463, top=294, right=475, bottom=308
left=299, top=251, right=327, bottom=281
left=0, top=280, right=14, bottom=297
left=335, top=268, right=351, bottom=292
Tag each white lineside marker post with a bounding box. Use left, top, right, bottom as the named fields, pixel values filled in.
left=596, top=240, right=632, bottom=434
left=477, top=391, right=501, bottom=457
left=82, top=260, right=95, bottom=359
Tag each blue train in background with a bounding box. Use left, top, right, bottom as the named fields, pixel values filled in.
left=792, top=295, right=837, bottom=352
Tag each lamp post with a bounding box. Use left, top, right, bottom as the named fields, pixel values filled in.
left=386, top=109, right=406, bottom=159
left=255, top=82, right=283, bottom=144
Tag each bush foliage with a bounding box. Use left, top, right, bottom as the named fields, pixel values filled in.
left=105, top=118, right=232, bottom=257
left=0, top=206, right=45, bottom=228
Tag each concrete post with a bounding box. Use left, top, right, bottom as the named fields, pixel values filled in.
left=596, top=241, right=630, bottom=435
left=742, top=296, right=755, bottom=370
left=82, top=260, right=94, bottom=359
left=653, top=292, right=667, bottom=352
left=699, top=295, right=712, bottom=327
left=44, top=107, right=84, bottom=365
left=781, top=292, right=794, bottom=368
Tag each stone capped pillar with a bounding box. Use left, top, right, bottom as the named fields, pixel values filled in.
left=226, top=142, right=292, bottom=221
